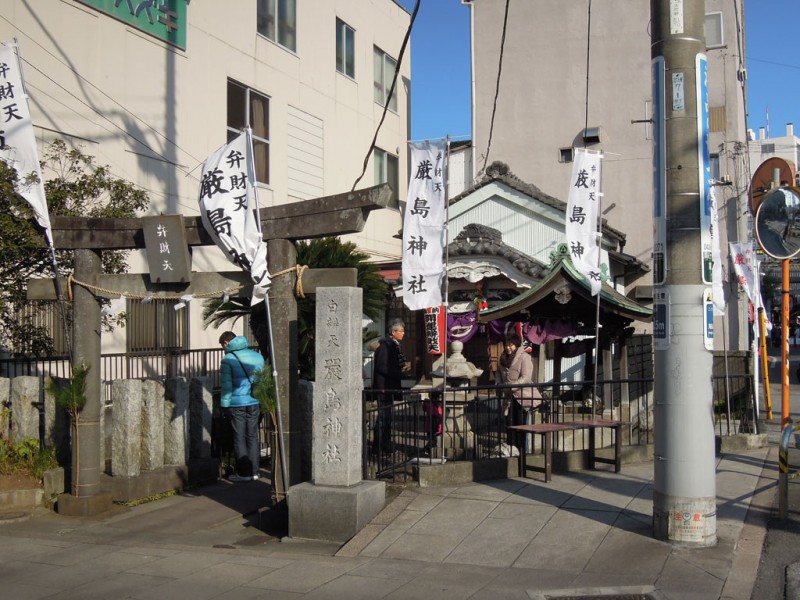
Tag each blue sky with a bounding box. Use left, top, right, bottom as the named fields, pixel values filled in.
left=400, top=0, right=798, bottom=141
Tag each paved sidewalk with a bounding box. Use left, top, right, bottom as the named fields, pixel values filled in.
left=0, top=448, right=773, bottom=600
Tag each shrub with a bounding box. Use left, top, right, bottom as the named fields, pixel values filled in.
left=0, top=437, right=58, bottom=481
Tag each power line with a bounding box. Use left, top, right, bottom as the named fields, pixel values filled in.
left=748, top=56, right=800, bottom=71
left=351, top=0, right=420, bottom=192
left=0, top=14, right=202, bottom=170
left=21, top=59, right=198, bottom=183
left=480, top=0, right=510, bottom=176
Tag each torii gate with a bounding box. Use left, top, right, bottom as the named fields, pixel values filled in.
left=29, top=184, right=393, bottom=515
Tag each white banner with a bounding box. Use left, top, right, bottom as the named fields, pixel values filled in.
left=709, top=184, right=726, bottom=315
left=566, top=148, right=602, bottom=295
left=0, top=42, right=53, bottom=245
left=402, top=140, right=446, bottom=311
left=729, top=242, right=762, bottom=310
left=198, top=130, right=269, bottom=304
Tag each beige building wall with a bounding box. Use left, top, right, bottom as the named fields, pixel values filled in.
left=466, top=0, right=749, bottom=349
left=1, top=0, right=409, bottom=351
left=468, top=0, right=653, bottom=267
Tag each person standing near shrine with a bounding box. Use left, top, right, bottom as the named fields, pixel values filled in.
left=219, top=331, right=265, bottom=481
left=497, top=333, right=542, bottom=432
left=372, top=319, right=410, bottom=454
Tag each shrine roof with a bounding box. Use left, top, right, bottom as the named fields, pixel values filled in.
left=449, top=163, right=627, bottom=245
left=476, top=244, right=653, bottom=325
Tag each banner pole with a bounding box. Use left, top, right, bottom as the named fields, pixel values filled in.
left=8, top=39, right=72, bottom=365
left=248, top=127, right=288, bottom=499
left=591, top=151, right=604, bottom=419
left=441, top=136, right=451, bottom=459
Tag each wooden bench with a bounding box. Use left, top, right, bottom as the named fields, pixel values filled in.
left=508, top=418, right=625, bottom=482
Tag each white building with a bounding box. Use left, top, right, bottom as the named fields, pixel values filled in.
left=1, top=0, right=410, bottom=354
left=748, top=123, right=800, bottom=186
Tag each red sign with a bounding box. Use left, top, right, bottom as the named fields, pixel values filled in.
left=424, top=306, right=445, bottom=355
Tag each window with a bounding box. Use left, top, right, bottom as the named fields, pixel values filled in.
left=336, top=19, right=355, bottom=78
left=374, top=46, right=398, bottom=112
left=257, top=0, right=297, bottom=52
left=761, top=143, right=775, bottom=154
left=374, top=147, right=399, bottom=206
left=582, top=126, right=602, bottom=144
left=709, top=106, right=726, bottom=132
left=126, top=299, right=187, bottom=352
left=704, top=12, right=723, bottom=48
left=15, top=301, right=70, bottom=356
left=558, top=147, right=574, bottom=163
left=709, top=153, right=720, bottom=182
left=227, top=79, right=270, bottom=185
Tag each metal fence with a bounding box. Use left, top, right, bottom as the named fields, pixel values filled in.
left=0, top=350, right=756, bottom=481
left=363, top=373, right=757, bottom=482
left=0, top=348, right=225, bottom=405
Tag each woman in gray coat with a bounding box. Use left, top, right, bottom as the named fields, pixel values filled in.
left=497, top=334, right=542, bottom=433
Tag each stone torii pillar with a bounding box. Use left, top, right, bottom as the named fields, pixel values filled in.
left=29, top=184, right=393, bottom=514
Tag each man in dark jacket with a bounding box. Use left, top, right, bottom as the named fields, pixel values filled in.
left=372, top=319, right=408, bottom=453
left=219, top=331, right=265, bottom=482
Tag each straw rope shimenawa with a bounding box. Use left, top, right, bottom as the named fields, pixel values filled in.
left=65, top=264, right=310, bottom=302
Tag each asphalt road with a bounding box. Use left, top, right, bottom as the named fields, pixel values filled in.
left=750, top=357, right=800, bottom=599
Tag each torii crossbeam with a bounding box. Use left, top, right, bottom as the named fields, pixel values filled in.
left=28, top=184, right=394, bottom=514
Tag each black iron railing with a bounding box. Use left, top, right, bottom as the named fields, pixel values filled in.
left=362, top=374, right=756, bottom=482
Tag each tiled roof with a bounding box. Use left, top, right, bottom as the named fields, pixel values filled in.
left=448, top=223, right=546, bottom=280
left=449, top=162, right=627, bottom=244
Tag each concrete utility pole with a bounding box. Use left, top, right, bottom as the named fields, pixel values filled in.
left=651, top=0, right=717, bottom=545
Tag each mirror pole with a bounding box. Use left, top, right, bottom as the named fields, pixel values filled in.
left=783, top=258, right=790, bottom=428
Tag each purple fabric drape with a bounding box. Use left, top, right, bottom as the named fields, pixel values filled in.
left=451, top=314, right=578, bottom=346
left=447, top=312, right=479, bottom=343
left=523, top=319, right=578, bottom=345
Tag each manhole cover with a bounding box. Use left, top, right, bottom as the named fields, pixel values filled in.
left=0, top=511, right=29, bottom=523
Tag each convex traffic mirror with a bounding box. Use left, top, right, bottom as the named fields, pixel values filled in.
left=755, top=187, right=800, bottom=259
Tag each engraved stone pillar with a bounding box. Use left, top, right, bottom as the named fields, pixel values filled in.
left=164, top=377, right=189, bottom=466
left=112, top=379, right=142, bottom=477
left=289, top=287, right=385, bottom=543
left=141, top=379, right=165, bottom=471
left=11, top=376, right=39, bottom=442
left=189, top=376, right=213, bottom=459
left=312, top=287, right=363, bottom=486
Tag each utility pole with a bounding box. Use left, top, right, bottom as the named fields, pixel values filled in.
left=651, top=0, right=717, bottom=545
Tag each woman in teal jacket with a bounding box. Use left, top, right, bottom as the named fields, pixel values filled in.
left=219, top=331, right=265, bottom=481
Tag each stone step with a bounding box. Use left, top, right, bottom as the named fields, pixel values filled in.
left=0, top=487, right=43, bottom=511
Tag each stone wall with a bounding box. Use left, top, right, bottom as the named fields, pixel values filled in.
left=1, top=375, right=217, bottom=485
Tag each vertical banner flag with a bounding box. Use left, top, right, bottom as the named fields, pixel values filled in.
left=566, top=147, right=603, bottom=295
left=403, top=140, right=446, bottom=311
left=0, top=42, right=53, bottom=244
left=729, top=242, right=762, bottom=309
left=424, top=306, right=445, bottom=355
left=198, top=130, right=270, bottom=304
left=709, top=184, right=725, bottom=315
